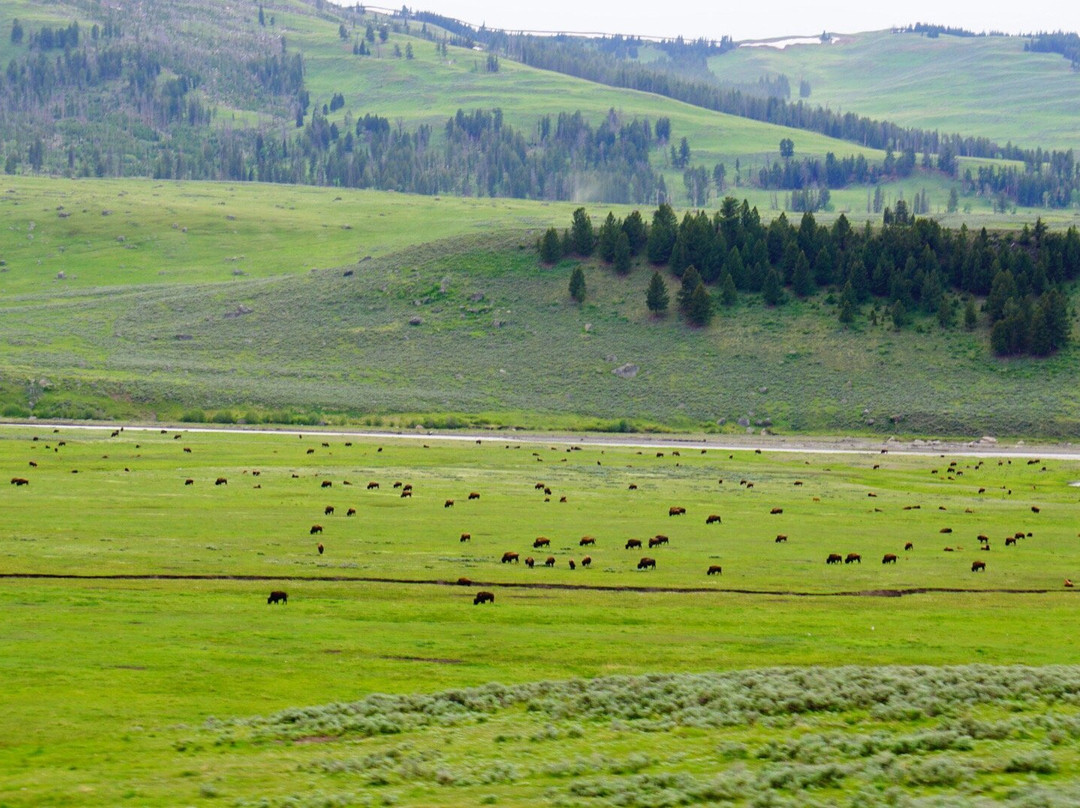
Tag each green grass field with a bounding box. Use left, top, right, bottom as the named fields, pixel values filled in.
left=3, top=426, right=1080, bottom=805
left=710, top=31, right=1080, bottom=153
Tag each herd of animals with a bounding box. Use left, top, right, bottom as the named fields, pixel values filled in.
left=7, top=429, right=1071, bottom=608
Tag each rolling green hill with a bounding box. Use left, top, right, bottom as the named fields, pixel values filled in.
left=709, top=30, right=1080, bottom=153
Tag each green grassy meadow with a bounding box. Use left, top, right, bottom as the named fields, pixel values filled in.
left=3, top=426, right=1080, bottom=805
left=710, top=31, right=1080, bottom=153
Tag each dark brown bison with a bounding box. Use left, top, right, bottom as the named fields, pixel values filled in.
left=845, top=553, right=862, bottom=564
left=706, top=514, right=722, bottom=524
left=184, top=478, right=194, bottom=486
left=306, top=448, right=315, bottom=455
left=215, top=477, right=227, bottom=486
left=1032, top=506, right=1041, bottom=513
left=402, top=484, right=412, bottom=492
left=347, top=507, right=356, bottom=516
left=826, top=553, right=843, bottom=564
left=1005, top=537, right=1017, bottom=546
left=770, top=507, right=783, bottom=515
left=460, top=533, right=471, bottom=542
left=501, top=551, right=520, bottom=564
left=534, top=482, right=546, bottom=490
left=559, top=496, right=567, bottom=503
left=904, top=542, right=914, bottom=551
left=544, top=487, right=552, bottom=496
left=473, top=591, right=495, bottom=605
left=28, top=461, right=37, bottom=467
left=400, top=490, right=412, bottom=498
left=977, top=534, right=990, bottom=543
left=10, top=477, right=29, bottom=486
left=648, top=536, right=669, bottom=549
left=628, top=483, right=638, bottom=490
left=637, top=557, right=656, bottom=570
left=793, top=480, right=804, bottom=486
left=972, top=560, right=986, bottom=572
left=324, top=505, right=335, bottom=515
left=317, top=543, right=324, bottom=555
left=775, top=534, right=788, bottom=543
left=267, top=591, right=287, bottom=605
left=581, top=556, right=592, bottom=567
left=533, top=537, right=550, bottom=548
left=321, top=480, right=332, bottom=488
left=367, top=481, right=379, bottom=490
left=393, top=481, right=403, bottom=488
left=544, top=556, right=556, bottom=567
left=707, top=565, right=722, bottom=575
left=568, top=559, right=576, bottom=570
left=625, top=539, right=642, bottom=550
left=669, top=506, right=686, bottom=516
left=525, top=556, right=535, bottom=568
left=579, top=536, right=596, bottom=546
left=444, top=499, right=454, bottom=508
left=468, top=492, right=480, bottom=500
left=1066, top=579, right=1074, bottom=588
left=457, top=577, right=472, bottom=586
left=310, top=524, right=323, bottom=535
left=882, top=553, right=898, bottom=564
left=940, top=527, right=953, bottom=534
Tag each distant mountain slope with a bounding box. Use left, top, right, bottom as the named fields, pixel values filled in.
left=708, top=30, right=1080, bottom=152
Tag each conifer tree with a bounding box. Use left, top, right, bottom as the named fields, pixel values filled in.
left=720, top=272, right=737, bottom=306
left=685, top=282, right=713, bottom=326
left=539, top=227, right=562, bottom=264
left=677, top=265, right=702, bottom=313
left=762, top=268, right=784, bottom=306
left=613, top=231, right=631, bottom=275
left=646, top=271, right=669, bottom=315
left=569, top=266, right=586, bottom=303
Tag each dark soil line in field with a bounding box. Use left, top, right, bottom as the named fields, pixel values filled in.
left=0, top=572, right=1066, bottom=598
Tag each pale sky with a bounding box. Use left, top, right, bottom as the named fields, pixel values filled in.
left=382, top=1, right=1080, bottom=41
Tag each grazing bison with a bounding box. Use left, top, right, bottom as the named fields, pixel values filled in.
left=638, top=557, right=656, bottom=570
left=581, top=556, right=592, bottom=567
left=367, top=482, right=379, bottom=490
left=972, top=560, right=986, bottom=572
left=214, top=477, right=228, bottom=486
left=393, top=481, right=403, bottom=488
left=444, top=499, right=454, bottom=508
left=460, top=533, right=471, bottom=542
left=317, top=543, right=324, bottom=555
left=544, top=556, right=556, bottom=567
left=501, top=552, right=519, bottom=564
left=544, top=487, right=552, bottom=496
left=347, top=507, right=356, bottom=516
left=184, top=478, right=194, bottom=486
left=826, top=553, right=843, bottom=565
left=400, top=490, right=412, bottom=498
left=473, top=591, right=495, bottom=605
left=845, top=553, right=862, bottom=564
left=669, top=506, right=686, bottom=517
left=324, top=506, right=335, bottom=515
left=625, top=539, right=642, bottom=550
left=533, top=537, right=550, bottom=549
left=1005, top=537, right=1017, bottom=546
left=321, top=480, right=332, bottom=488
left=628, top=483, right=638, bottom=490
left=579, top=536, right=596, bottom=546
left=904, top=542, right=914, bottom=551
left=770, top=507, right=783, bottom=515
left=468, top=492, right=480, bottom=500
left=977, top=534, right=990, bottom=543
left=10, top=477, right=29, bottom=486
left=1066, top=579, right=1074, bottom=588
left=706, top=514, right=722, bottom=524
left=793, top=480, right=804, bottom=486
left=310, top=525, right=323, bottom=535
left=267, top=591, right=287, bottom=605
left=534, top=482, right=546, bottom=490
left=707, top=565, right=723, bottom=575
left=457, top=577, right=472, bottom=586
left=648, top=536, right=669, bottom=549
left=882, top=553, right=898, bottom=564
left=306, top=448, right=315, bottom=455
left=183, top=447, right=192, bottom=453
left=525, top=556, right=535, bottom=568
left=1032, top=506, right=1041, bottom=513
left=569, top=559, right=576, bottom=570
left=775, top=534, right=788, bottom=543
left=559, top=496, right=567, bottom=503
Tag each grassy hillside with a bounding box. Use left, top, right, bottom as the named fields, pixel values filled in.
left=710, top=31, right=1080, bottom=153
left=3, top=427, right=1080, bottom=806
left=1, top=178, right=1078, bottom=436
